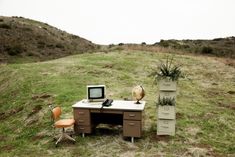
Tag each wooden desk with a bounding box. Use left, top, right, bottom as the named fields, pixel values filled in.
left=72, top=99, right=145, bottom=143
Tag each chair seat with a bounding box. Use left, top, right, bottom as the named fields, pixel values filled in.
left=54, top=119, right=75, bottom=128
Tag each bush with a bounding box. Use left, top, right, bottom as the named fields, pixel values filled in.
left=0, top=23, right=11, bottom=29
left=55, top=43, right=64, bottom=48
left=108, top=44, right=115, bottom=48
left=141, top=42, right=146, bottom=45
left=118, top=43, right=124, bottom=46
left=6, top=45, right=24, bottom=56
left=37, top=41, right=45, bottom=48
left=159, top=40, right=169, bottom=47
left=201, top=46, right=213, bottom=54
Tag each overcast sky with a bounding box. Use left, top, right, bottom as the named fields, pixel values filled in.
left=0, top=0, right=235, bottom=44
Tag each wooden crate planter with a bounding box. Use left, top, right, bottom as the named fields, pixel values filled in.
left=159, top=79, right=177, bottom=91
left=158, top=105, right=175, bottom=119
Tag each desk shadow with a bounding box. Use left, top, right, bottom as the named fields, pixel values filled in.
left=93, top=124, right=123, bottom=136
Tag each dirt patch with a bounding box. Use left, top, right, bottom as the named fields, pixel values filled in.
left=223, top=58, right=235, bottom=68
left=9, top=107, right=23, bottom=114
left=0, top=112, right=6, bottom=119
left=31, top=134, right=45, bottom=141
left=0, top=135, right=6, bottom=141
left=27, top=105, right=42, bottom=117
left=25, top=116, right=39, bottom=125
left=183, top=147, right=210, bottom=157
left=218, top=102, right=235, bottom=110
left=176, top=112, right=184, bottom=119
left=227, top=90, right=235, bottom=95
left=155, top=135, right=171, bottom=142
left=192, top=143, right=224, bottom=157
left=186, top=127, right=201, bottom=136
left=103, top=64, right=114, bottom=69
left=0, top=106, right=23, bottom=120
left=32, top=93, right=53, bottom=100
left=0, top=145, right=14, bottom=151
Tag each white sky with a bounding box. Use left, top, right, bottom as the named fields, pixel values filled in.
left=0, top=0, right=235, bottom=44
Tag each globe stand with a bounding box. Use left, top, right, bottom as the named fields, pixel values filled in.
left=135, top=100, right=141, bottom=104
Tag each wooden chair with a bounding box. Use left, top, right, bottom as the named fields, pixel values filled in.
left=49, top=105, right=76, bottom=146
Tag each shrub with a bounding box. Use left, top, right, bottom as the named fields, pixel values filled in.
left=0, top=23, right=11, bottom=29
left=55, top=43, right=64, bottom=48
left=37, top=41, right=45, bottom=48
left=0, top=19, right=3, bottom=22
left=108, top=44, right=115, bottom=48
left=118, top=43, right=124, bottom=46
left=6, top=45, right=24, bottom=56
left=141, top=42, right=146, bottom=45
left=201, top=46, right=213, bottom=54
left=27, top=52, right=35, bottom=56
left=159, top=40, right=169, bottom=47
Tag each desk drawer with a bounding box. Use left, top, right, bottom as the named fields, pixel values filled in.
left=75, top=125, right=92, bottom=134
left=124, top=112, right=141, bottom=120
left=74, top=109, right=90, bottom=118
left=123, top=120, right=141, bottom=137
left=76, top=117, right=90, bottom=125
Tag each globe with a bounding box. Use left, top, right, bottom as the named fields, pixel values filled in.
left=132, top=85, right=145, bottom=104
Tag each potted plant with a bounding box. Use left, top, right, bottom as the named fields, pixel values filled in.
left=151, top=57, right=182, bottom=91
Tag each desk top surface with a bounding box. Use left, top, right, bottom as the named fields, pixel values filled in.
left=72, top=99, right=145, bottom=111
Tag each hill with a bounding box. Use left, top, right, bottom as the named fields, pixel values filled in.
left=157, top=37, right=235, bottom=58
left=0, top=50, right=234, bottom=156
left=0, top=16, right=97, bottom=63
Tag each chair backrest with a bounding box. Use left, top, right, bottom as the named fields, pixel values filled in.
left=51, top=107, right=61, bottom=121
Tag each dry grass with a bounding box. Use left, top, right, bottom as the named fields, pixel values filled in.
left=0, top=50, right=234, bottom=156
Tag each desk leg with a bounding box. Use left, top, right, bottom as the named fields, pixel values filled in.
left=131, top=137, right=134, bottom=143
left=82, top=133, right=85, bottom=138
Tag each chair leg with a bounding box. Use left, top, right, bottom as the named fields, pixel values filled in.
left=56, top=134, right=64, bottom=145
left=55, top=128, right=76, bottom=145
left=64, top=133, right=76, bottom=142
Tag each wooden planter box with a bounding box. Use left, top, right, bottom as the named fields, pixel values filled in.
left=159, top=91, right=176, bottom=100
left=158, top=105, right=175, bottom=119
left=159, top=79, right=177, bottom=91
left=157, top=119, right=175, bottom=136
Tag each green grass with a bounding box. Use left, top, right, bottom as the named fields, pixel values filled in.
left=0, top=50, right=235, bottom=156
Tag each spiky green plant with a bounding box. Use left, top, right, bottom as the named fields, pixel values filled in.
left=150, top=57, right=182, bottom=81
left=157, top=97, right=175, bottom=106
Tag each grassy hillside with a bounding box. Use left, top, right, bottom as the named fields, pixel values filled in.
left=0, top=16, right=97, bottom=63
left=0, top=50, right=234, bottom=156
left=157, top=37, right=235, bottom=58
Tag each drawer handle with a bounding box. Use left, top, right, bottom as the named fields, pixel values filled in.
left=79, top=112, right=84, bottom=114
left=80, top=127, right=85, bottom=130
left=129, top=114, right=135, bottom=117
left=79, top=120, right=84, bottom=122
left=129, top=123, right=135, bottom=126
left=162, top=126, right=169, bottom=128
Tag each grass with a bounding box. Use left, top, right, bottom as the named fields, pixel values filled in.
left=0, top=50, right=235, bottom=156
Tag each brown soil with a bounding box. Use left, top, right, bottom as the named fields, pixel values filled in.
left=0, top=106, right=23, bottom=120
left=218, top=103, right=235, bottom=110
left=31, top=93, right=53, bottom=100
left=27, top=105, right=42, bottom=117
